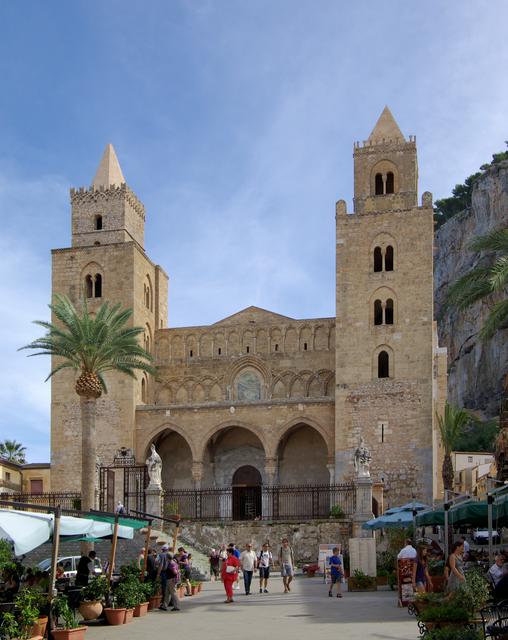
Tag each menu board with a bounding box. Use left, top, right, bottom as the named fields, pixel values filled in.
left=397, top=558, right=416, bottom=607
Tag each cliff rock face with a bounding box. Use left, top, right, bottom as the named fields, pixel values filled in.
left=435, top=161, right=508, bottom=418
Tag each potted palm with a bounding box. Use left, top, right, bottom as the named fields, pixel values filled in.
left=79, top=576, right=109, bottom=621
left=52, top=595, right=87, bottom=640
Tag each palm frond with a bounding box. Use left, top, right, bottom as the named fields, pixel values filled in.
left=480, top=299, right=508, bottom=341
left=469, top=228, right=508, bottom=253
left=436, top=402, right=472, bottom=455
left=445, top=266, right=493, bottom=311
left=490, top=255, right=508, bottom=292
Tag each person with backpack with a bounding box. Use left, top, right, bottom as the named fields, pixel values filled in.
left=278, top=538, right=295, bottom=593
left=258, top=542, right=273, bottom=593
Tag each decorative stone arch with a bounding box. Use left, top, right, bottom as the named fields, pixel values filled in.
left=373, top=344, right=395, bottom=379
left=143, top=273, right=153, bottom=312
left=270, top=327, right=283, bottom=352
left=213, top=332, right=226, bottom=356
left=199, top=332, right=213, bottom=358
left=275, top=416, right=334, bottom=460
left=140, top=421, right=199, bottom=463
left=225, top=355, right=270, bottom=391
left=369, top=286, right=398, bottom=326
left=170, top=334, right=184, bottom=359
left=241, top=329, right=255, bottom=354
left=156, top=334, right=169, bottom=361
left=370, top=232, right=397, bottom=273
left=298, top=325, right=313, bottom=351
left=197, top=420, right=271, bottom=461
left=185, top=333, right=198, bottom=358
left=227, top=331, right=240, bottom=355
left=314, top=325, right=329, bottom=351
left=370, top=159, right=400, bottom=195
left=323, top=371, right=335, bottom=397
left=155, top=383, right=173, bottom=405
left=306, top=369, right=332, bottom=397
left=256, top=328, right=268, bottom=354
left=80, top=261, right=104, bottom=299
left=284, top=326, right=298, bottom=352
left=144, top=323, right=152, bottom=354
left=192, top=382, right=206, bottom=402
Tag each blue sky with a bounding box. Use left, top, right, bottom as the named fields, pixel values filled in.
left=1, top=1, right=507, bottom=462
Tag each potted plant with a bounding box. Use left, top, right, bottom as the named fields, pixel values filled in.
left=456, top=570, right=490, bottom=615
left=190, top=580, right=199, bottom=596
left=115, top=580, right=138, bottom=623
left=376, top=568, right=389, bottom=586
left=304, top=563, right=319, bottom=578
left=14, top=588, right=48, bottom=639
left=103, top=597, right=127, bottom=627
left=418, top=602, right=470, bottom=630
left=413, top=592, right=445, bottom=615
left=52, top=595, right=87, bottom=640
left=79, top=576, right=109, bottom=621
left=146, top=579, right=162, bottom=610
left=0, top=611, right=40, bottom=640
left=420, top=628, right=482, bottom=640
left=348, top=569, right=377, bottom=592
left=133, top=581, right=149, bottom=618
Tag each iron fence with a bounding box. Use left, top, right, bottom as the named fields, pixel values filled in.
left=164, top=483, right=356, bottom=522
left=0, top=492, right=81, bottom=510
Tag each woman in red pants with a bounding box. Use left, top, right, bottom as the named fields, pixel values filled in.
left=221, top=546, right=240, bottom=603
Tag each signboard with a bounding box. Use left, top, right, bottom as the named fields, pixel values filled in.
left=397, top=558, right=416, bottom=607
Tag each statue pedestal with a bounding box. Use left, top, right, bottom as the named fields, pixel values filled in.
left=353, top=476, right=374, bottom=538
left=349, top=537, right=377, bottom=577
left=145, top=485, right=163, bottom=519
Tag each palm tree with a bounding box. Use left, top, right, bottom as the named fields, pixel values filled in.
left=447, top=228, right=508, bottom=478
left=436, top=402, right=472, bottom=492
left=0, top=440, right=27, bottom=464
left=20, top=295, right=156, bottom=513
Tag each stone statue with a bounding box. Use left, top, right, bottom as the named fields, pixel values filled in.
left=146, top=443, right=162, bottom=488
left=353, top=436, right=372, bottom=478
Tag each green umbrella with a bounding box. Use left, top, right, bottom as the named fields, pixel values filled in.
left=416, top=508, right=445, bottom=526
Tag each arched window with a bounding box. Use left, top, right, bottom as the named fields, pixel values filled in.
left=375, top=173, right=383, bottom=195
left=95, top=215, right=103, bottom=230
left=378, top=351, right=390, bottom=378
left=94, top=273, right=102, bottom=298
left=374, top=246, right=383, bottom=272
left=386, top=172, right=394, bottom=194
left=374, top=300, right=383, bottom=325
left=385, top=246, right=394, bottom=271
left=141, top=378, right=147, bottom=403
left=144, top=277, right=153, bottom=311
left=237, top=371, right=261, bottom=401
left=85, top=275, right=93, bottom=298
left=385, top=299, right=394, bottom=325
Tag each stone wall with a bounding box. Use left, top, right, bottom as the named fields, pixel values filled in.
left=435, top=161, right=508, bottom=417
left=179, top=519, right=352, bottom=563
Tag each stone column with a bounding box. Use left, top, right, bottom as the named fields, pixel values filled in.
left=145, top=485, right=163, bottom=519
left=192, top=461, right=204, bottom=490
left=352, top=476, right=374, bottom=538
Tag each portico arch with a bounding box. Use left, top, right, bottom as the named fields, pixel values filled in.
left=200, top=421, right=268, bottom=488
left=276, top=419, right=332, bottom=485
left=146, top=425, right=196, bottom=491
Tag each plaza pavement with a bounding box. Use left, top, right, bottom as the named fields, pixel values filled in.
left=86, top=577, right=418, bottom=640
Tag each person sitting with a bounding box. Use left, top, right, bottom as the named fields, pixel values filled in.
left=488, top=553, right=506, bottom=588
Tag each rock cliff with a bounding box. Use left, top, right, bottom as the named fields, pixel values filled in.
left=434, top=161, right=508, bottom=418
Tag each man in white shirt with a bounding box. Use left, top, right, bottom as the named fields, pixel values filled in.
left=397, top=539, right=417, bottom=560
left=239, top=543, right=257, bottom=595
left=489, top=553, right=506, bottom=587
left=258, top=542, right=273, bottom=593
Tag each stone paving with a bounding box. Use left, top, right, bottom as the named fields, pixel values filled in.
left=86, top=577, right=418, bottom=640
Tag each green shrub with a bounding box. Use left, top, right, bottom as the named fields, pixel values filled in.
left=53, top=595, right=79, bottom=630
left=418, top=603, right=470, bottom=623
left=351, top=570, right=376, bottom=589
left=329, top=505, right=345, bottom=518
left=419, top=627, right=482, bottom=640
left=81, top=576, right=109, bottom=602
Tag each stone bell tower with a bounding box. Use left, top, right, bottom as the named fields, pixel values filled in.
left=50, top=144, right=168, bottom=494
left=334, top=107, right=436, bottom=505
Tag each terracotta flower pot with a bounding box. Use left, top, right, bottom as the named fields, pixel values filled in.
left=191, top=586, right=197, bottom=595
left=133, top=602, right=149, bottom=617
left=124, top=608, right=134, bottom=624
left=31, top=615, right=48, bottom=637
left=79, top=600, right=103, bottom=621
left=198, top=583, right=202, bottom=592
left=104, top=607, right=126, bottom=626
left=148, top=595, right=162, bottom=610
left=51, top=626, right=87, bottom=640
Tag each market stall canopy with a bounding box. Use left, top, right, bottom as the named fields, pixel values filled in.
left=0, top=509, right=136, bottom=555
left=416, top=507, right=445, bottom=527
left=385, top=502, right=429, bottom=516
left=363, top=510, right=415, bottom=530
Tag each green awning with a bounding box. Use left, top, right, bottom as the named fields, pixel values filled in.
left=449, top=500, right=488, bottom=526
left=84, top=513, right=148, bottom=530
left=416, top=508, right=445, bottom=526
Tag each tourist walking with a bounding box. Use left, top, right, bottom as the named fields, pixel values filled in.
left=157, top=545, right=171, bottom=609
left=258, top=542, right=273, bottom=593
left=278, top=538, right=295, bottom=593
left=160, top=553, right=181, bottom=611
left=221, top=547, right=240, bottom=603
left=209, top=548, right=220, bottom=581
left=413, top=547, right=433, bottom=593
left=240, top=543, right=257, bottom=595
left=176, top=547, right=192, bottom=596
left=146, top=548, right=158, bottom=583
left=328, top=547, right=343, bottom=598
left=446, top=541, right=465, bottom=592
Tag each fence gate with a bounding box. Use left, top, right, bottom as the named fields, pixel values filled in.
left=99, top=464, right=148, bottom=514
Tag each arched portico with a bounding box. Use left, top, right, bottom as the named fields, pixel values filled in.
left=276, top=419, right=332, bottom=485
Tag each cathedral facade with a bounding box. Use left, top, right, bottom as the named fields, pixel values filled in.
left=50, top=108, right=446, bottom=508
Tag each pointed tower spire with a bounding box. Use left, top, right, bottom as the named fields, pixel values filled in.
left=368, top=106, right=405, bottom=144
left=92, top=143, right=125, bottom=188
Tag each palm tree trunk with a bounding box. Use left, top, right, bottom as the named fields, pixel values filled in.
left=442, top=453, right=454, bottom=492
left=80, top=396, right=97, bottom=553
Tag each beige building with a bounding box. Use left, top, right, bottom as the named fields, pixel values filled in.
left=50, top=108, right=446, bottom=511
left=0, top=459, right=51, bottom=495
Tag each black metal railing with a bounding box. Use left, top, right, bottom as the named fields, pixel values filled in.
left=0, top=492, right=81, bottom=510
left=164, top=483, right=355, bottom=522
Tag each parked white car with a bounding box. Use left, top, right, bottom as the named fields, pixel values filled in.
left=37, top=556, right=102, bottom=580
left=471, top=529, right=500, bottom=545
